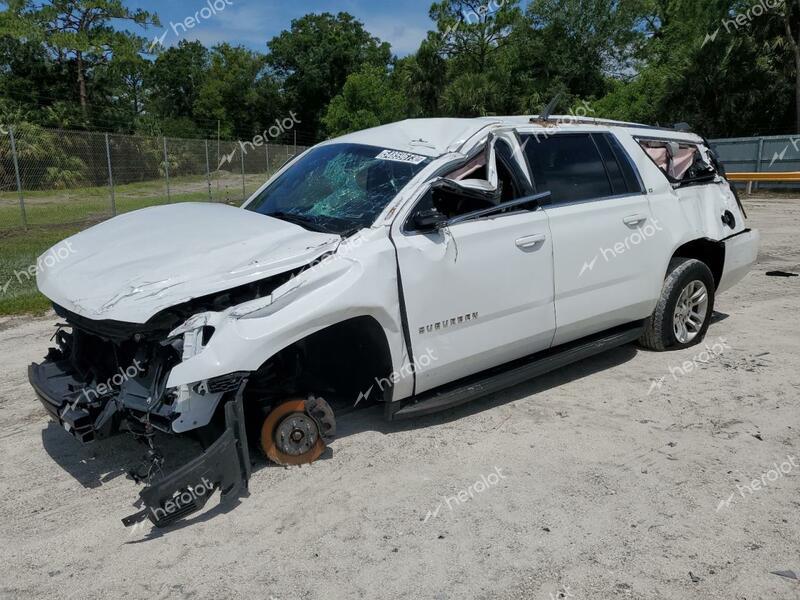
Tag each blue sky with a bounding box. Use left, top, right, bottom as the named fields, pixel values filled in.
left=132, top=0, right=436, bottom=56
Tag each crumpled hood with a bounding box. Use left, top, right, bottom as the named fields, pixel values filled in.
left=38, top=203, right=341, bottom=324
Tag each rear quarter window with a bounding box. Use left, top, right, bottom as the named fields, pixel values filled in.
left=636, top=137, right=717, bottom=185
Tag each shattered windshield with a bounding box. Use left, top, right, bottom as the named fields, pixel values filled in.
left=245, top=143, right=431, bottom=235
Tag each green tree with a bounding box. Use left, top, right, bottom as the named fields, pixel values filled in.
left=146, top=41, right=209, bottom=128
left=1, top=0, right=158, bottom=123
left=393, top=39, right=448, bottom=117
left=323, top=66, right=408, bottom=136
left=94, top=53, right=150, bottom=131
left=595, top=0, right=795, bottom=136
left=430, top=0, right=524, bottom=73
left=421, top=0, right=528, bottom=116
left=778, top=0, right=800, bottom=132
left=0, top=34, right=73, bottom=126
left=268, top=12, right=392, bottom=136
left=193, top=44, right=279, bottom=140
left=523, top=0, right=644, bottom=98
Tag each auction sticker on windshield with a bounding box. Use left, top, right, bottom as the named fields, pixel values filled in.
left=376, top=149, right=427, bottom=165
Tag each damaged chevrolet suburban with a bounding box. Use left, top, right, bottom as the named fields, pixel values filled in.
left=28, top=116, right=759, bottom=527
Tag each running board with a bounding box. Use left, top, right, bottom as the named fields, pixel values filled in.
left=389, top=322, right=644, bottom=421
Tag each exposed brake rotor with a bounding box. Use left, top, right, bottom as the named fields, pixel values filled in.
left=260, top=396, right=335, bottom=466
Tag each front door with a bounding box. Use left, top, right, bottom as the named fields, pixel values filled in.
left=392, top=136, right=556, bottom=394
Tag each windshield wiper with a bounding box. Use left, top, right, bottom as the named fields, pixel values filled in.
left=269, top=212, right=340, bottom=236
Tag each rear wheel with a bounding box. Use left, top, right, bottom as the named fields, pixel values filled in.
left=639, top=258, right=716, bottom=351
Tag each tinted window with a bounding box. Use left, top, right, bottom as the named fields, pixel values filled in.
left=606, top=134, right=644, bottom=193
left=523, top=134, right=612, bottom=204
left=592, top=133, right=628, bottom=196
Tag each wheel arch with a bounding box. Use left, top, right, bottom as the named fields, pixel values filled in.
left=244, top=315, right=396, bottom=408
left=670, top=238, right=725, bottom=289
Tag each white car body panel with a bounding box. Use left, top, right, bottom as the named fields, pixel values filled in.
left=37, top=202, right=341, bottom=324
left=164, top=228, right=409, bottom=388
left=544, top=194, right=664, bottom=346
left=392, top=210, right=555, bottom=394
left=718, top=229, right=760, bottom=294
left=33, top=115, right=760, bottom=434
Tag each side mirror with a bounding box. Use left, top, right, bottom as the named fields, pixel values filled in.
left=413, top=208, right=448, bottom=233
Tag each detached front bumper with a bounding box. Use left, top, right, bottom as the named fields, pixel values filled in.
left=122, top=393, right=251, bottom=528
left=30, top=358, right=251, bottom=528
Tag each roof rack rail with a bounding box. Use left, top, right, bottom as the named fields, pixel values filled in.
left=525, top=115, right=694, bottom=135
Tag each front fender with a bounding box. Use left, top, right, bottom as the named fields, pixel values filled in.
left=164, top=235, right=410, bottom=398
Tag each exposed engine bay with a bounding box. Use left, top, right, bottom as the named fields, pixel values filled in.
left=28, top=269, right=336, bottom=528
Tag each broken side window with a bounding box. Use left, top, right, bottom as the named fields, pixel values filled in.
left=637, top=139, right=717, bottom=186
left=408, top=138, right=530, bottom=226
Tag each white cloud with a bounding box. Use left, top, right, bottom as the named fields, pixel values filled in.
left=157, top=2, right=276, bottom=49
left=362, top=17, right=430, bottom=56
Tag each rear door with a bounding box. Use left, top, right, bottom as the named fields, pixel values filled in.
left=520, top=131, right=669, bottom=346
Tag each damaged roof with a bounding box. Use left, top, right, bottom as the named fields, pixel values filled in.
left=328, top=118, right=499, bottom=158
left=328, top=116, right=699, bottom=158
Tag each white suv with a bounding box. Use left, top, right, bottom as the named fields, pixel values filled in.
left=28, top=116, right=759, bottom=527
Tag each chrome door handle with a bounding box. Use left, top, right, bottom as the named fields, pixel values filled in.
left=515, top=234, right=547, bottom=249
left=623, top=214, right=648, bottom=227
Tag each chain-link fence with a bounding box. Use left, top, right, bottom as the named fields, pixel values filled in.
left=0, top=124, right=309, bottom=232
left=3, top=126, right=798, bottom=233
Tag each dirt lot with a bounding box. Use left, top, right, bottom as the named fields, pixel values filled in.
left=0, top=196, right=798, bottom=600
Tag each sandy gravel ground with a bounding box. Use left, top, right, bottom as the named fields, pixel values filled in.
left=0, top=196, right=798, bottom=600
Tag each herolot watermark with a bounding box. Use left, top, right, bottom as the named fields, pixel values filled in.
left=217, top=112, right=302, bottom=169
left=579, top=218, right=664, bottom=277
left=716, top=455, right=798, bottom=512
left=599, top=218, right=664, bottom=261
left=530, top=100, right=597, bottom=144
left=354, top=347, right=438, bottom=406
left=444, top=0, right=509, bottom=37
left=702, top=0, right=785, bottom=47
left=150, top=477, right=215, bottom=522
left=80, top=359, right=146, bottom=403
left=289, top=227, right=377, bottom=281
left=2, top=241, right=77, bottom=296
left=769, top=136, right=800, bottom=167
left=736, top=455, right=797, bottom=497
left=648, top=337, right=730, bottom=395
left=149, top=0, right=235, bottom=52
left=423, top=466, right=508, bottom=522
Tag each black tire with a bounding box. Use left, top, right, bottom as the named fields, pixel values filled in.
left=639, top=258, right=716, bottom=351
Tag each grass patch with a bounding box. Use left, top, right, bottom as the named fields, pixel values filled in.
left=0, top=173, right=260, bottom=315
left=0, top=179, right=211, bottom=231
left=0, top=225, right=82, bottom=316
left=0, top=169, right=285, bottom=315
left=0, top=173, right=266, bottom=231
